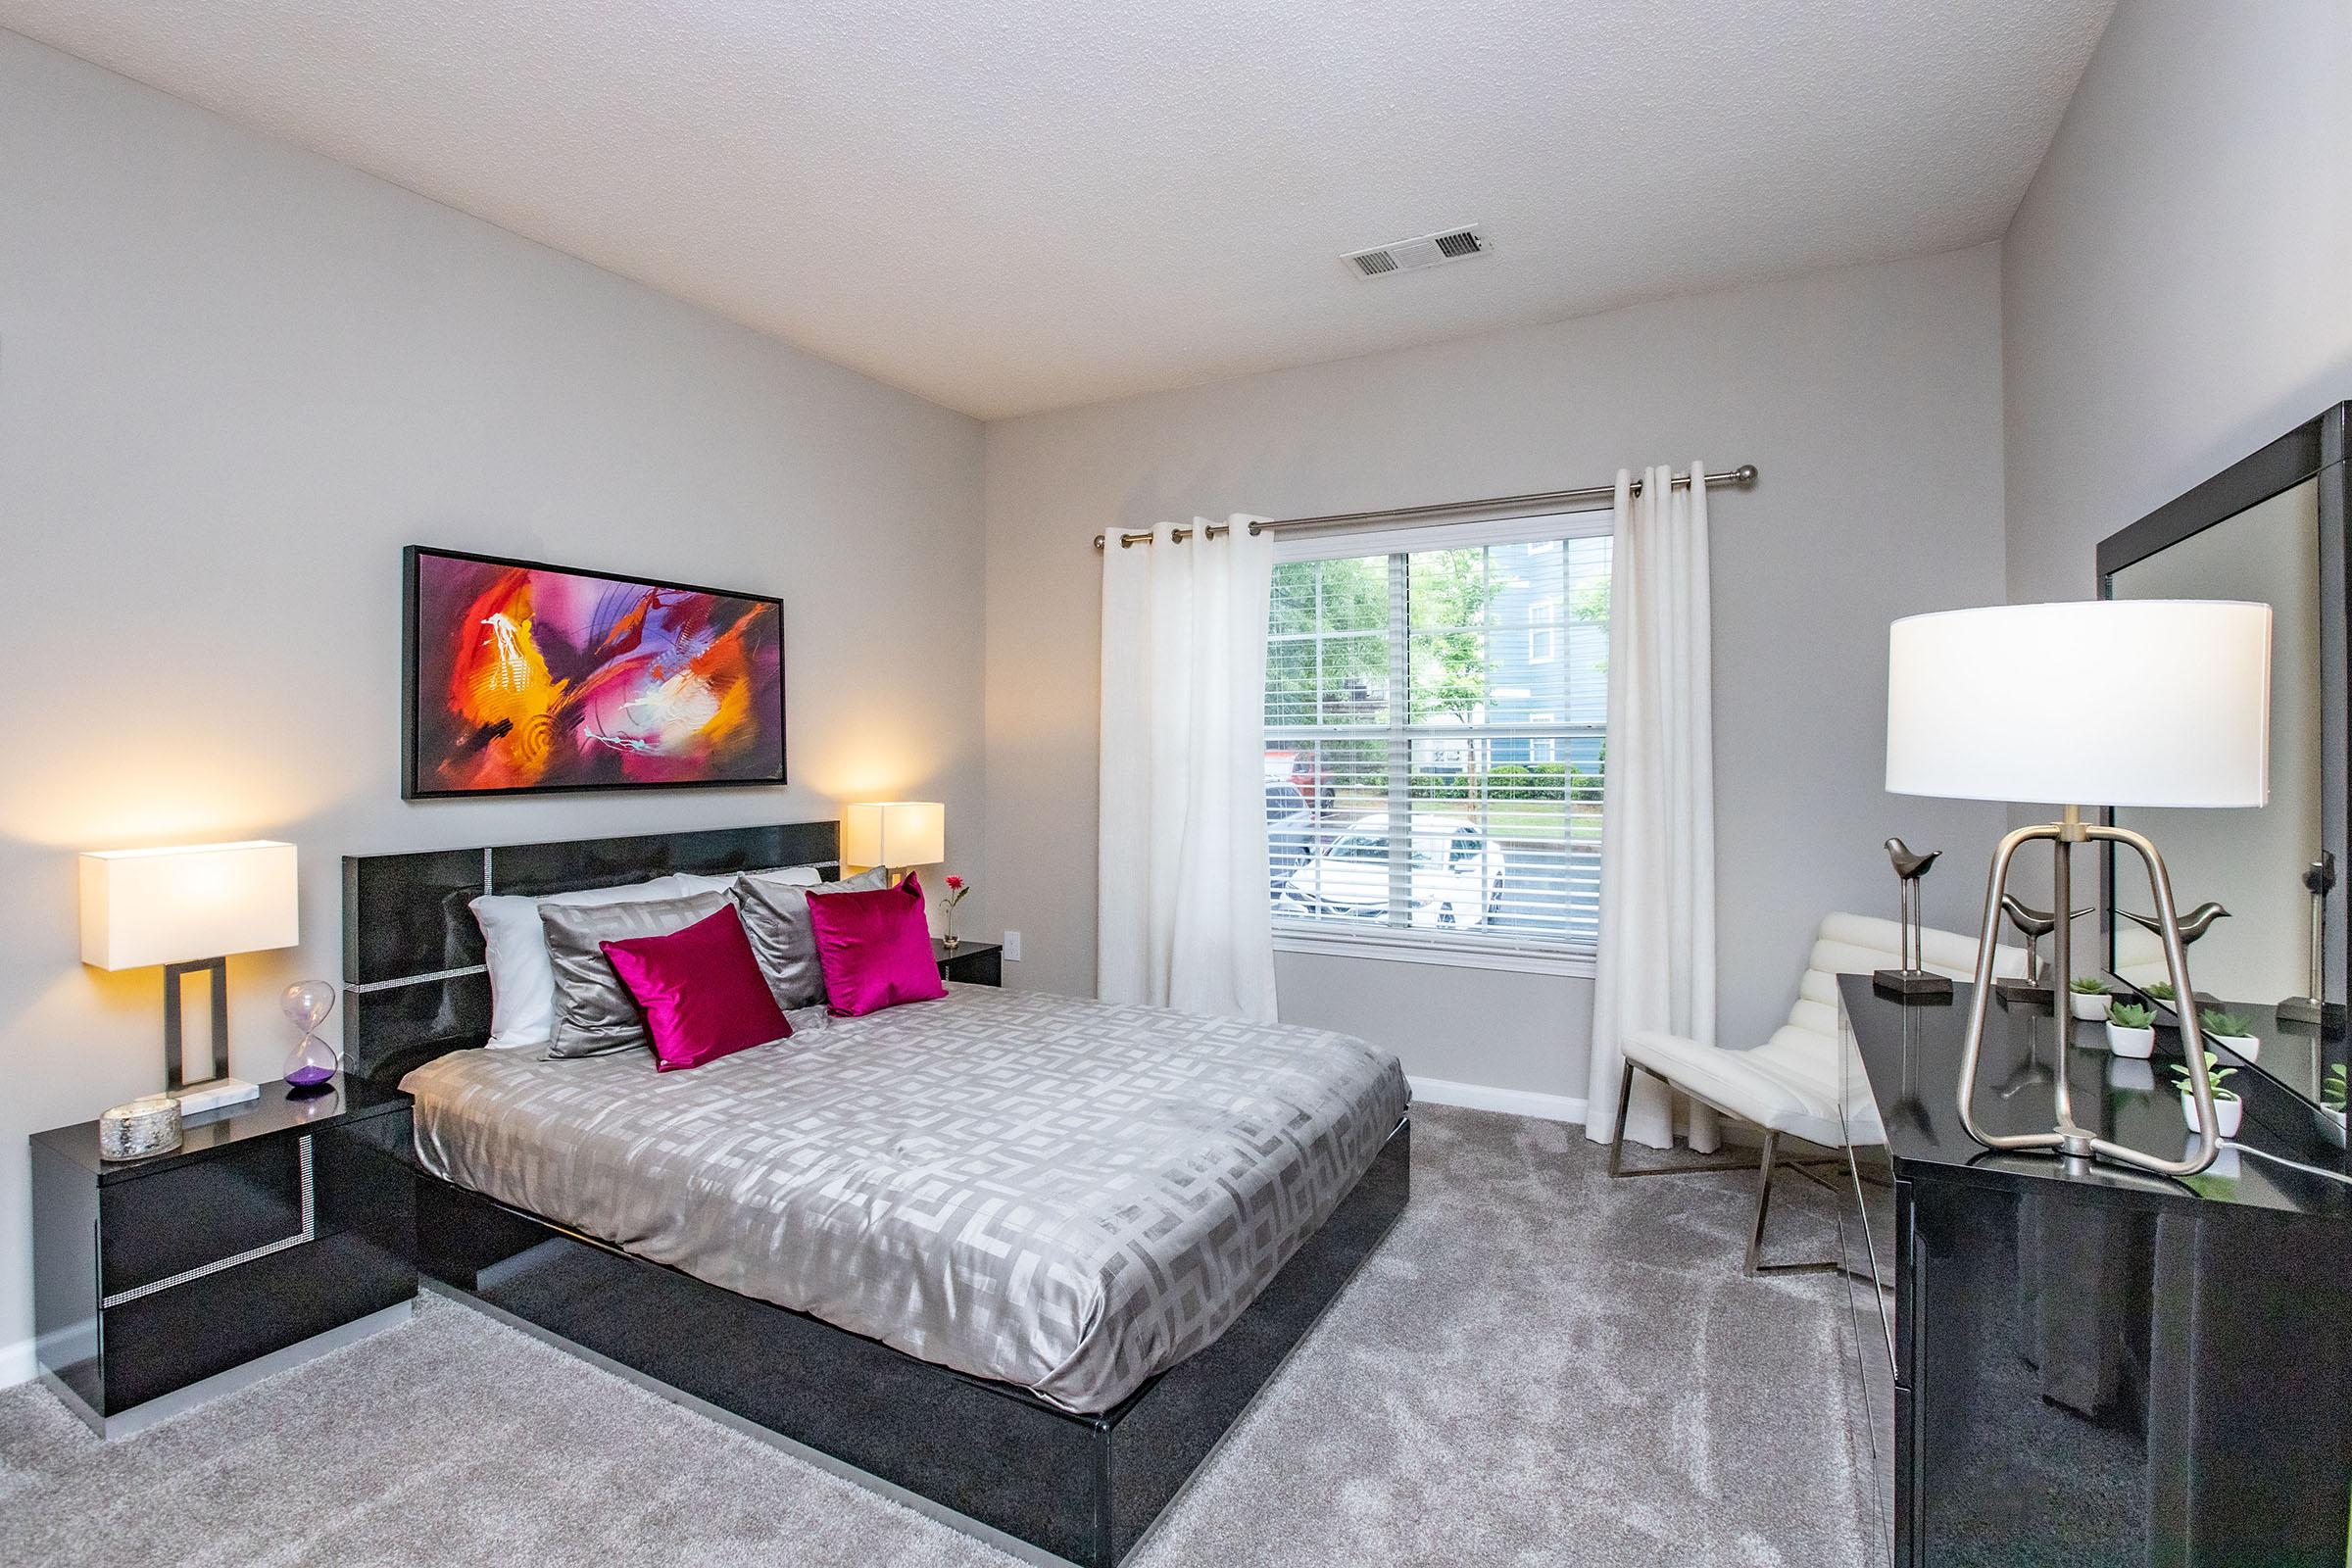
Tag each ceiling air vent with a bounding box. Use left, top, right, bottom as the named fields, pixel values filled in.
left=1345, top=224, right=1491, bottom=279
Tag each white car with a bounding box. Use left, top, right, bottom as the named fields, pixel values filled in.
left=1278, top=815, right=1500, bottom=927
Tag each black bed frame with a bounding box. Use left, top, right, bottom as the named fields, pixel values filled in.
left=342, top=820, right=1410, bottom=1568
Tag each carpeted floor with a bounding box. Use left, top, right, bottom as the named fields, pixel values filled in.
left=0, top=1105, right=1876, bottom=1567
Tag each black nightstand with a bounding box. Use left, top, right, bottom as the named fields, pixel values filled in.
left=30, top=1075, right=417, bottom=1438
left=935, top=939, right=1004, bottom=987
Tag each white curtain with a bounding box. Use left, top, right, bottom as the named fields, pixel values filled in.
left=1586, top=466, right=1721, bottom=1152
left=1098, top=515, right=1279, bottom=1021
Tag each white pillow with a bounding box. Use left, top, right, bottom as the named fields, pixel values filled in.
left=470, top=864, right=828, bottom=1050
left=472, top=875, right=697, bottom=1050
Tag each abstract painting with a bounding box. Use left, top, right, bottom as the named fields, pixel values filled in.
left=403, top=547, right=784, bottom=799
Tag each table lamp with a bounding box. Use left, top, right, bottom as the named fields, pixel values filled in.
left=1886, top=601, right=2272, bottom=1176
left=843, top=802, right=945, bottom=883
left=80, top=840, right=300, bottom=1113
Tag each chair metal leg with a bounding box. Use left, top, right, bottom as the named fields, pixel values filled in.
left=1606, top=1059, right=1635, bottom=1177
left=1747, top=1134, right=1881, bottom=1284
left=1744, top=1132, right=1781, bottom=1276
left=1603, top=1058, right=1878, bottom=1284
left=1604, top=1061, right=1760, bottom=1179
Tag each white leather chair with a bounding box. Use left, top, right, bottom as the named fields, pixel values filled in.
left=1606, top=910, right=2026, bottom=1275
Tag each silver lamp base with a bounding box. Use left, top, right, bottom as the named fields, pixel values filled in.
left=1957, top=806, right=2222, bottom=1177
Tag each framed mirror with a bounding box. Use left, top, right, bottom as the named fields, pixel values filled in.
left=2098, top=403, right=2348, bottom=1120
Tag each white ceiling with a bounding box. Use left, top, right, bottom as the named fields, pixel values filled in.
left=2, top=1, right=2113, bottom=418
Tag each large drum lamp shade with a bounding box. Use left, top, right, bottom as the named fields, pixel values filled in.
left=1886, top=601, right=2272, bottom=809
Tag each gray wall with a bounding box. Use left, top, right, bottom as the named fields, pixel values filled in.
left=1997, top=0, right=2352, bottom=932
left=2003, top=0, right=2352, bottom=606
left=983, top=245, right=2012, bottom=1105
left=0, top=33, right=985, bottom=1361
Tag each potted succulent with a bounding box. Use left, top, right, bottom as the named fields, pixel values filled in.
left=2067, top=975, right=2110, bottom=1021
left=2172, top=1051, right=2242, bottom=1139
left=2105, top=1000, right=2157, bottom=1059
left=2325, top=1062, right=2347, bottom=1133
left=2200, top=1009, right=2261, bottom=1063
left=2141, top=978, right=2222, bottom=1010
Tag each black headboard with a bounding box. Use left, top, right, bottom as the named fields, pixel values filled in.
left=340, top=820, right=841, bottom=1085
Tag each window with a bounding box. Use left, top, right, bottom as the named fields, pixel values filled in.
left=1266, top=515, right=1610, bottom=962
left=1527, top=600, right=1559, bottom=663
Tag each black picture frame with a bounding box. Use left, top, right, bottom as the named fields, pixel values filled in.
left=401, top=545, right=787, bottom=801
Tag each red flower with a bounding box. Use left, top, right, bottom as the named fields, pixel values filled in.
left=944, top=875, right=964, bottom=889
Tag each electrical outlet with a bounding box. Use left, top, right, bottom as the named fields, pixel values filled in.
left=1003, top=931, right=1022, bottom=961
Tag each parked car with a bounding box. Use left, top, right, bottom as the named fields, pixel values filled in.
left=1275, top=814, right=1500, bottom=927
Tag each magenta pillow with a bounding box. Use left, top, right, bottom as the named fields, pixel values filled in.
left=600, top=905, right=792, bottom=1071
left=807, top=870, right=948, bottom=1017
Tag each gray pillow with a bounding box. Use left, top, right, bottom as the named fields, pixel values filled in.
left=540, top=890, right=728, bottom=1057
left=731, top=866, right=891, bottom=1009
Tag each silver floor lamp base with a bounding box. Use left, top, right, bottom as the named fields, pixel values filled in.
left=1958, top=806, right=2222, bottom=1177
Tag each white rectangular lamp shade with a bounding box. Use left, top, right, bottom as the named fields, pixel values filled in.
left=79, top=840, right=300, bottom=970
left=843, top=802, right=946, bottom=869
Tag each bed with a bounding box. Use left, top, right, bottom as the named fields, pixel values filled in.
left=342, top=821, right=1410, bottom=1568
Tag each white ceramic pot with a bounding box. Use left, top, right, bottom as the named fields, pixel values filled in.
left=2106, top=1023, right=2155, bottom=1059
left=2068, top=991, right=2108, bottom=1021
left=2209, top=1032, right=2260, bottom=1062
left=2180, top=1090, right=2243, bottom=1139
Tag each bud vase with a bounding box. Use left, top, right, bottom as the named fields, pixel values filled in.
left=941, top=908, right=959, bottom=950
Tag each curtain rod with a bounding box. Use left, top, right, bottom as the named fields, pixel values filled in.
left=1091, top=464, right=1757, bottom=551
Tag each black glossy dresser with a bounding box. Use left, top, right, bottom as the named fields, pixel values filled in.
left=1840, top=978, right=2352, bottom=1566
left=30, top=1076, right=417, bottom=1437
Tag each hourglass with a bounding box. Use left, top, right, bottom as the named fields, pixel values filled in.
left=282, top=980, right=340, bottom=1090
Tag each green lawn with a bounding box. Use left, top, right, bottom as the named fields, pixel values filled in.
left=1322, top=793, right=1600, bottom=844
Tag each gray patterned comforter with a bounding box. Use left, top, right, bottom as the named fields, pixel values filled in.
left=403, top=983, right=1408, bottom=1412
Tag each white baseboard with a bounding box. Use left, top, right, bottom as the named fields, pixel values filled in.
left=1408, top=1075, right=1589, bottom=1126
left=0, top=1335, right=34, bottom=1390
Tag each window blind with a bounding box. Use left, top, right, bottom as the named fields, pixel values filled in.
left=1264, top=522, right=1610, bottom=959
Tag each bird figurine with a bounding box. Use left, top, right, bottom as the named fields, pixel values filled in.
left=1876, top=838, right=1948, bottom=995
left=1997, top=895, right=2095, bottom=997
left=1886, top=838, right=1939, bottom=881
left=1999, top=895, right=2096, bottom=941
left=2117, top=904, right=2231, bottom=1009
left=2119, top=903, right=2231, bottom=944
